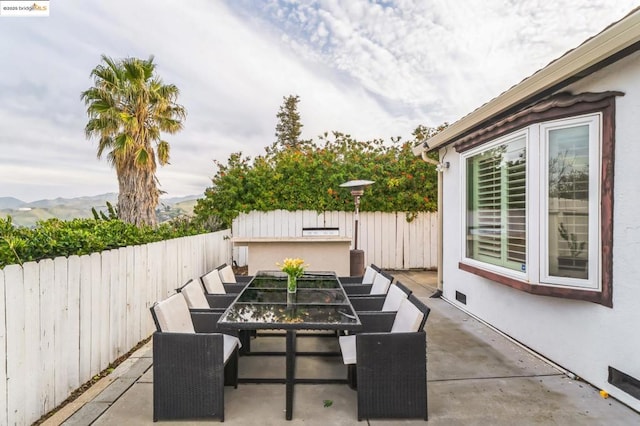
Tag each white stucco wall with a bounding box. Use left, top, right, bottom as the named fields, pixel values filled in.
left=440, top=50, right=640, bottom=411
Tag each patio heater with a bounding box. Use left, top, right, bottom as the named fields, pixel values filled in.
left=339, top=179, right=374, bottom=276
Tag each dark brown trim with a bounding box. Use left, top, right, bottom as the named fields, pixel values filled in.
left=459, top=262, right=611, bottom=306
left=456, top=92, right=617, bottom=308
left=600, top=97, right=615, bottom=308
left=454, top=92, right=623, bottom=153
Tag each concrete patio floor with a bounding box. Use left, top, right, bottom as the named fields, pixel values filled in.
left=53, top=271, right=639, bottom=425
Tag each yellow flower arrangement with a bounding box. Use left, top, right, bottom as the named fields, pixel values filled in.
left=277, top=258, right=308, bottom=293
left=278, top=257, right=307, bottom=278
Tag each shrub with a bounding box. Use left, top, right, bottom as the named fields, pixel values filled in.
left=0, top=215, right=207, bottom=269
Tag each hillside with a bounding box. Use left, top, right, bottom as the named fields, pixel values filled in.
left=1, top=193, right=201, bottom=227
left=0, top=197, right=25, bottom=209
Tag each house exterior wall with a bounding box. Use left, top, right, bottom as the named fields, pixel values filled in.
left=440, top=50, right=640, bottom=411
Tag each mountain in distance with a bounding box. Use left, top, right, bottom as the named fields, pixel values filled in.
left=0, top=197, right=26, bottom=209
left=26, top=193, right=119, bottom=209
left=1, top=193, right=202, bottom=227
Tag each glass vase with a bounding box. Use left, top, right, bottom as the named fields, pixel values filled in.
left=287, top=274, right=297, bottom=293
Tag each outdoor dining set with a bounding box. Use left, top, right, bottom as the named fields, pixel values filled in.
left=149, top=263, right=431, bottom=422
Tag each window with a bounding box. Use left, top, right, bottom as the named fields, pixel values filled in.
left=541, top=117, right=600, bottom=289
left=458, top=92, right=615, bottom=307
left=466, top=134, right=526, bottom=273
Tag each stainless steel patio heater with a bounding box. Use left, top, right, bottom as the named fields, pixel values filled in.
left=340, top=179, right=374, bottom=276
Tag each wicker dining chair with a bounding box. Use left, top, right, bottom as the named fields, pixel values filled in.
left=338, top=295, right=431, bottom=421
left=203, top=268, right=247, bottom=295
left=348, top=281, right=412, bottom=312
left=202, top=269, right=259, bottom=352
left=217, top=263, right=253, bottom=284
left=339, top=264, right=381, bottom=284
left=344, top=270, right=393, bottom=296
left=150, top=292, right=239, bottom=422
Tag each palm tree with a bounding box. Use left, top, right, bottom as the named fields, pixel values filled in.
left=81, top=55, right=186, bottom=226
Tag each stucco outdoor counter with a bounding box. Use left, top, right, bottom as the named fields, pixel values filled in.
left=232, top=237, right=352, bottom=276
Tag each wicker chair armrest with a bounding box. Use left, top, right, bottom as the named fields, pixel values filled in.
left=356, top=312, right=395, bottom=333
left=153, top=331, right=226, bottom=364
left=190, top=309, right=224, bottom=333
left=356, top=331, right=426, bottom=355
left=339, top=276, right=363, bottom=284
left=343, top=284, right=373, bottom=295
left=235, top=275, right=253, bottom=283
left=205, top=294, right=237, bottom=309
left=223, top=283, right=246, bottom=294
left=348, top=296, right=385, bottom=312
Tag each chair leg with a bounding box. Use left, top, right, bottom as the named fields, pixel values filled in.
left=239, top=330, right=252, bottom=355
left=347, top=364, right=357, bottom=390
left=224, top=348, right=239, bottom=388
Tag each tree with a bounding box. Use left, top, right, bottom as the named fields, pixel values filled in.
left=81, top=55, right=186, bottom=226
left=194, top=129, right=446, bottom=228
left=268, top=95, right=308, bottom=154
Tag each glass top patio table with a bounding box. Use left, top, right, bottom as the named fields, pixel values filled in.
left=217, top=270, right=361, bottom=421
left=218, top=270, right=361, bottom=331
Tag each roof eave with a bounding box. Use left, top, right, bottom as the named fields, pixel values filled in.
left=413, top=8, right=640, bottom=156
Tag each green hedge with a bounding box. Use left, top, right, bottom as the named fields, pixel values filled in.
left=0, top=216, right=207, bottom=269
left=194, top=132, right=440, bottom=228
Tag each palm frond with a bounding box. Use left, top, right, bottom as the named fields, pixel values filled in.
left=134, top=147, right=154, bottom=169
left=157, top=140, right=170, bottom=166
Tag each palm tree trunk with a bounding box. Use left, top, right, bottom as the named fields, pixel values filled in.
left=117, top=166, right=159, bottom=227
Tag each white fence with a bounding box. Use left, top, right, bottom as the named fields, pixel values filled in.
left=0, top=231, right=231, bottom=426
left=0, top=211, right=436, bottom=424
left=232, top=210, right=438, bottom=270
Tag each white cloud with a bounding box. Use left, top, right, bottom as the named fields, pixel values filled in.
left=0, top=0, right=637, bottom=202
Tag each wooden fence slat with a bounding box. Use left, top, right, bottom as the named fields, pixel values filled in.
left=430, top=212, right=438, bottom=267
left=403, top=214, right=412, bottom=269
left=21, top=261, right=39, bottom=423
left=0, top=268, right=7, bottom=426
left=392, top=213, right=407, bottom=269
left=381, top=213, right=393, bottom=269
left=109, top=249, right=121, bottom=361
left=78, top=255, right=92, bottom=384
left=39, top=259, right=55, bottom=414
left=5, top=264, right=26, bottom=425
left=90, top=253, right=102, bottom=376
left=99, top=252, right=111, bottom=371
left=116, top=248, right=127, bottom=358
left=134, top=245, right=147, bottom=345
left=125, top=246, right=137, bottom=350
left=66, top=256, right=81, bottom=395
left=54, top=256, right=69, bottom=406
left=413, top=215, right=421, bottom=268
left=375, top=212, right=383, bottom=267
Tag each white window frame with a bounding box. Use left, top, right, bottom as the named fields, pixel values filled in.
left=461, top=113, right=602, bottom=291
left=460, top=130, right=529, bottom=282
left=539, top=114, right=601, bottom=290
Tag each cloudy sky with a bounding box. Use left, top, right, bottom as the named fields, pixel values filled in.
left=1, top=0, right=637, bottom=202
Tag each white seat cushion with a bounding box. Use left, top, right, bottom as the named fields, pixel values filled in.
left=218, top=265, right=237, bottom=283
left=201, top=269, right=226, bottom=294
left=391, top=298, right=424, bottom=333
left=362, top=266, right=377, bottom=285
left=180, top=279, right=210, bottom=309
left=381, top=284, right=408, bottom=311
left=223, top=334, right=240, bottom=363
left=370, top=273, right=391, bottom=295
left=338, top=335, right=357, bottom=364
left=153, top=293, right=195, bottom=333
